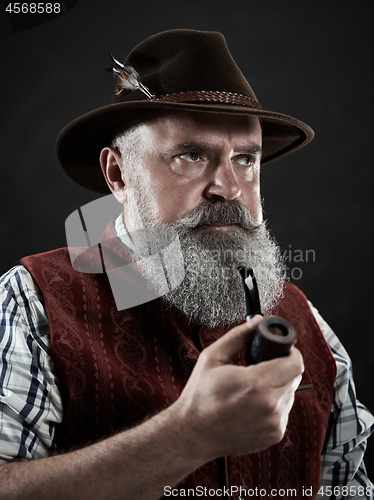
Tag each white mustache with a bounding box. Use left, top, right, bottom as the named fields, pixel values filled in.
left=170, top=201, right=261, bottom=232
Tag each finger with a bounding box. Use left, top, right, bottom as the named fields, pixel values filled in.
left=205, top=315, right=263, bottom=366
left=248, top=347, right=304, bottom=389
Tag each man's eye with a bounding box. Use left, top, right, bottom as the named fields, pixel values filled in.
left=180, top=152, right=200, bottom=163
left=237, top=155, right=254, bottom=166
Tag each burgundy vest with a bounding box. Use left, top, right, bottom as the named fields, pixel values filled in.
left=21, top=233, right=336, bottom=499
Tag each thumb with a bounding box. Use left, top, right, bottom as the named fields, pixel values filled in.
left=206, top=315, right=263, bottom=366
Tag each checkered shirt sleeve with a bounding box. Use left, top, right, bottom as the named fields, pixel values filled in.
left=0, top=265, right=63, bottom=464
left=310, top=305, right=374, bottom=499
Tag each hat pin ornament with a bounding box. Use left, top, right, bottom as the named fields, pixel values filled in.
left=106, top=54, right=154, bottom=98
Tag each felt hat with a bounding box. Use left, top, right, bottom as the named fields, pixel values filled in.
left=56, top=29, right=314, bottom=193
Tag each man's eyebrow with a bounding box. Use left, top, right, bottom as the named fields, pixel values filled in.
left=236, top=145, right=262, bottom=159
left=163, top=142, right=216, bottom=155
left=163, top=142, right=262, bottom=157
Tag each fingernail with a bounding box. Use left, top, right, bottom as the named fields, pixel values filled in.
left=246, top=317, right=253, bottom=328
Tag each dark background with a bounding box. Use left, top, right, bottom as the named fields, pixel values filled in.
left=1, top=0, right=373, bottom=476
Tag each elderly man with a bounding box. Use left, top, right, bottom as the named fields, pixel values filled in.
left=0, top=30, right=373, bottom=500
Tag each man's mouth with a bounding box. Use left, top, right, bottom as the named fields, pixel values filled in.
left=200, top=223, right=239, bottom=231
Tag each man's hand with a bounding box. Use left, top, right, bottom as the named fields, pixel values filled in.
left=174, top=315, right=304, bottom=461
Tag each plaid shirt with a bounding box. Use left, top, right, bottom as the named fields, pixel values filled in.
left=1, top=258, right=373, bottom=498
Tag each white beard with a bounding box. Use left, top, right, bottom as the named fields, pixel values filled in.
left=127, top=190, right=285, bottom=329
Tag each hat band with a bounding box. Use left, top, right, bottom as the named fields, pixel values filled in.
left=150, top=90, right=262, bottom=110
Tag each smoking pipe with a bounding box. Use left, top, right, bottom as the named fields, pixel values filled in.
left=237, top=266, right=297, bottom=365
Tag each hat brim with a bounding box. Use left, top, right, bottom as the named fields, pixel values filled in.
left=56, top=100, right=314, bottom=193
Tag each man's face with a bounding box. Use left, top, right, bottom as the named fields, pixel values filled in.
left=122, top=111, right=263, bottom=232
left=110, top=110, right=284, bottom=328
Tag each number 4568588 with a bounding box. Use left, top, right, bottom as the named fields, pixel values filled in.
left=5, top=3, right=61, bottom=14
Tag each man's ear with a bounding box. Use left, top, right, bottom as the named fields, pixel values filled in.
left=100, top=147, right=128, bottom=204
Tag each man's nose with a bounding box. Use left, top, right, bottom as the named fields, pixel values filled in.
left=204, top=161, right=241, bottom=201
